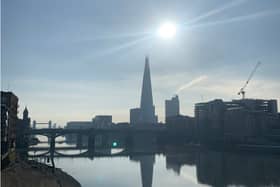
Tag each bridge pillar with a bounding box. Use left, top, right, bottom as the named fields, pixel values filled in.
left=102, top=134, right=109, bottom=147
left=49, top=134, right=56, bottom=173
left=50, top=134, right=56, bottom=152
left=32, top=120, right=36, bottom=129
left=88, top=134, right=95, bottom=156
left=77, top=134, right=83, bottom=148
left=125, top=135, right=134, bottom=151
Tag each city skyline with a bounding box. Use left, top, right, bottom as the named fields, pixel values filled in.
left=2, top=0, right=280, bottom=125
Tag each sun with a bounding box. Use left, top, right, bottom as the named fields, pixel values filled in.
left=157, top=22, right=177, bottom=39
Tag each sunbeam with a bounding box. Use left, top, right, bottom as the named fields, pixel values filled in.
left=185, top=0, right=247, bottom=26
left=186, top=9, right=280, bottom=30
left=81, top=30, right=152, bottom=42
left=90, top=35, right=152, bottom=59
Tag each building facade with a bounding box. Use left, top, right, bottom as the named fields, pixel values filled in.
left=195, top=98, right=279, bottom=143
left=165, top=95, right=180, bottom=122
left=92, top=115, right=112, bottom=129
left=1, top=91, right=18, bottom=164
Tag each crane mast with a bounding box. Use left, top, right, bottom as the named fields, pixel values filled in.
left=238, top=61, right=261, bottom=99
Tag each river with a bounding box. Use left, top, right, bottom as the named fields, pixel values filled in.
left=29, top=136, right=280, bottom=187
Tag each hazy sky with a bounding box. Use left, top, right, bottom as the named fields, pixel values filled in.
left=2, top=0, right=280, bottom=126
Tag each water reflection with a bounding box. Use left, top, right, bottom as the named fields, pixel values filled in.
left=130, top=155, right=155, bottom=187
left=166, top=152, right=195, bottom=175
left=29, top=136, right=280, bottom=187
left=197, top=150, right=280, bottom=187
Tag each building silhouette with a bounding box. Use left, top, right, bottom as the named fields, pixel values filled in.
left=16, top=107, right=31, bottom=148
left=165, top=95, right=194, bottom=141
left=130, top=56, right=158, bottom=125
left=92, top=115, right=112, bottom=129
left=165, top=95, right=180, bottom=122
left=1, top=91, right=18, bottom=165
left=195, top=98, right=279, bottom=143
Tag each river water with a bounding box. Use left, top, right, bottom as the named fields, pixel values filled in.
left=30, top=136, right=280, bottom=187
left=53, top=154, right=203, bottom=187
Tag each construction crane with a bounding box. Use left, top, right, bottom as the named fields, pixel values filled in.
left=238, top=61, right=261, bottom=99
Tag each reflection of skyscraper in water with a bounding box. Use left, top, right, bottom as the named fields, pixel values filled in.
left=130, top=155, right=155, bottom=187
left=140, top=155, right=155, bottom=187
left=165, top=153, right=196, bottom=175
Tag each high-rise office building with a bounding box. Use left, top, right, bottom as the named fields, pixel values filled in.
left=130, top=56, right=158, bottom=125
left=165, top=95, right=180, bottom=121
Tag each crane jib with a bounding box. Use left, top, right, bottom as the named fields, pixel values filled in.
left=238, top=61, right=261, bottom=99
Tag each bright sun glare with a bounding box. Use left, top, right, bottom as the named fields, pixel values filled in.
left=157, top=22, right=177, bottom=39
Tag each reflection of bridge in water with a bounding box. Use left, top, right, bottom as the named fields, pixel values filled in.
left=25, top=128, right=280, bottom=187
left=28, top=146, right=158, bottom=159
left=25, top=127, right=166, bottom=187
left=27, top=145, right=280, bottom=187
left=24, top=131, right=280, bottom=187
left=25, top=127, right=169, bottom=159
left=28, top=147, right=162, bottom=158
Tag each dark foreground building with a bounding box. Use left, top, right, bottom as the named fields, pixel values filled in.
left=1, top=91, right=18, bottom=165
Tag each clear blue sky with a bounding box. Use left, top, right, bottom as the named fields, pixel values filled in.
left=2, top=0, right=280, bottom=126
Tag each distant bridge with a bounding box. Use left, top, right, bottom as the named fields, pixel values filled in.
left=24, top=127, right=174, bottom=158
left=26, top=127, right=166, bottom=137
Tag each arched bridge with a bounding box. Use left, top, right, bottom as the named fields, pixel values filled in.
left=25, top=127, right=168, bottom=157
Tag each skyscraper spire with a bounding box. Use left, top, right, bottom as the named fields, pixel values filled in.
left=130, top=56, right=157, bottom=125
left=139, top=56, right=157, bottom=124
left=140, top=56, right=153, bottom=109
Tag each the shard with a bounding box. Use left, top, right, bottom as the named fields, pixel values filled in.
left=130, top=56, right=158, bottom=125
left=140, top=56, right=157, bottom=124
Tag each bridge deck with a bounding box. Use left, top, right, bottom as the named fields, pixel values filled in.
left=26, top=127, right=167, bottom=135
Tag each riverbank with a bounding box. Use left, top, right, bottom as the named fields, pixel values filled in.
left=1, top=160, right=81, bottom=187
